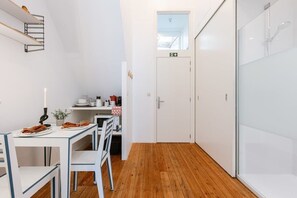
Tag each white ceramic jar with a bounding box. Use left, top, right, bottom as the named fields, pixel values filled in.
left=96, top=96, right=102, bottom=107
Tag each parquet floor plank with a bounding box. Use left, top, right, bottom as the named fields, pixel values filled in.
left=32, top=143, right=256, bottom=198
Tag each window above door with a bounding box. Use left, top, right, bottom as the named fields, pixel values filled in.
left=157, top=13, right=189, bottom=50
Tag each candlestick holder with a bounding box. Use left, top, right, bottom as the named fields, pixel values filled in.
left=39, top=107, right=51, bottom=166
left=39, top=107, right=51, bottom=127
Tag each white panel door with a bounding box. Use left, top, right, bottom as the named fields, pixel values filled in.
left=195, top=0, right=236, bottom=177
left=157, top=57, right=191, bottom=142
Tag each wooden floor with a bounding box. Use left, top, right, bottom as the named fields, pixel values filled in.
left=33, top=143, right=256, bottom=198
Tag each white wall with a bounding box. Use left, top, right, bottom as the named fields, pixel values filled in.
left=119, top=0, right=135, bottom=158
left=193, top=0, right=224, bottom=36
left=46, top=0, right=127, bottom=160
left=0, top=0, right=81, bottom=165
left=76, top=0, right=124, bottom=100
left=120, top=0, right=199, bottom=142
left=116, top=0, right=241, bottom=160
left=119, top=0, right=230, bottom=143
left=119, top=0, right=134, bottom=159
left=128, top=0, right=156, bottom=142
left=45, top=0, right=125, bottom=101
left=121, top=62, right=133, bottom=160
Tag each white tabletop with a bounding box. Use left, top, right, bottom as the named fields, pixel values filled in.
left=12, top=124, right=98, bottom=198
left=13, top=124, right=97, bottom=139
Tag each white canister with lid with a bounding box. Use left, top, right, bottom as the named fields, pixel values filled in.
left=110, top=101, right=116, bottom=107
left=96, top=96, right=102, bottom=107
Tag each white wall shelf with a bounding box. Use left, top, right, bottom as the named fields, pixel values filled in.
left=69, top=107, right=113, bottom=111
left=0, top=21, right=41, bottom=45
left=0, top=0, right=43, bottom=24
left=0, top=0, right=44, bottom=52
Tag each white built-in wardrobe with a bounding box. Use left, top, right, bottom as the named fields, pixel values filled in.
left=195, top=0, right=236, bottom=177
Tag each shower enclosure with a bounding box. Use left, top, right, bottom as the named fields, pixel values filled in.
left=238, top=0, right=297, bottom=197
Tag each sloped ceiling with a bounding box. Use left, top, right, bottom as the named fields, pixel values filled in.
left=45, top=0, right=125, bottom=99
left=45, top=0, right=81, bottom=52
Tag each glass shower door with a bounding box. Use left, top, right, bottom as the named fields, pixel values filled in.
left=238, top=0, right=297, bottom=197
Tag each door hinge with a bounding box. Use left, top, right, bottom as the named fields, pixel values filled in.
left=190, top=67, right=191, bottom=72
left=189, top=134, right=191, bottom=139
left=190, top=98, right=191, bottom=102
left=197, top=96, right=199, bottom=101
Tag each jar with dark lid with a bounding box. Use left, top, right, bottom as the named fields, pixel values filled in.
left=96, top=96, right=102, bottom=107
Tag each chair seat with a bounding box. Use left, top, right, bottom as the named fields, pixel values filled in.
left=72, top=151, right=107, bottom=165
left=0, top=166, right=58, bottom=197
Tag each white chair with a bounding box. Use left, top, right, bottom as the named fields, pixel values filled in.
left=0, top=132, right=59, bottom=198
left=71, top=118, right=114, bottom=198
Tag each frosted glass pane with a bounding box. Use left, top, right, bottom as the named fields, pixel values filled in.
left=238, top=0, right=297, bottom=196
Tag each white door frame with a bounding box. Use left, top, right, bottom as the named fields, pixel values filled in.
left=154, top=10, right=195, bottom=143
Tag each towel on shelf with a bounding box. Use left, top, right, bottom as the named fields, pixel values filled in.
left=112, top=106, right=122, bottom=116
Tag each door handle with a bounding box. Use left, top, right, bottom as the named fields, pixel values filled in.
left=157, top=97, right=165, bottom=109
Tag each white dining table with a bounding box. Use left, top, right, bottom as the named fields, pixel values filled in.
left=12, top=124, right=98, bottom=198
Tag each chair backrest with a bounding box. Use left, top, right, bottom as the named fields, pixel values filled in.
left=0, top=132, right=23, bottom=198
left=96, top=117, right=114, bottom=166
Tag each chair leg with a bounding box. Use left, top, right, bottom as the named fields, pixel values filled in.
left=57, top=165, right=61, bottom=197
left=50, top=177, right=54, bottom=198
left=106, top=155, right=114, bottom=190
left=93, top=172, right=97, bottom=184
left=73, top=171, right=78, bottom=191
left=51, top=175, right=58, bottom=198
left=95, top=168, right=104, bottom=198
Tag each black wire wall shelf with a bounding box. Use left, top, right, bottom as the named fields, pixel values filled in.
left=0, top=0, right=44, bottom=52
left=24, top=14, right=44, bottom=52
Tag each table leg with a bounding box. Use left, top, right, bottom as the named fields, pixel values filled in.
left=60, top=141, right=72, bottom=198
left=44, top=147, right=47, bottom=166
left=49, top=147, right=52, bottom=165
left=44, top=147, right=53, bottom=166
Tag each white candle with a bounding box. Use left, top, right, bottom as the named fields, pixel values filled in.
left=44, top=88, right=47, bottom=108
